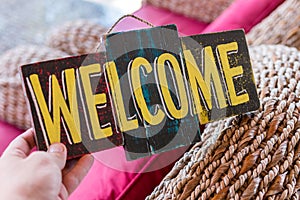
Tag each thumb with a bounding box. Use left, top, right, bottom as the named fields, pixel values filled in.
left=47, top=143, right=67, bottom=170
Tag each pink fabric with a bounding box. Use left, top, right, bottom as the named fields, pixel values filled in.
left=114, top=4, right=209, bottom=36
left=203, top=0, right=285, bottom=33
left=0, top=120, right=23, bottom=155
left=0, top=0, right=284, bottom=199
left=114, top=0, right=283, bottom=37
left=69, top=146, right=187, bottom=200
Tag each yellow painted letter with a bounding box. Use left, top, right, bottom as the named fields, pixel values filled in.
left=204, top=46, right=227, bottom=109
left=106, top=61, right=138, bottom=132
left=184, top=50, right=210, bottom=124
left=156, top=53, right=188, bottom=119
left=80, top=64, right=112, bottom=140
left=184, top=49, right=226, bottom=124
left=217, top=42, right=249, bottom=106
left=131, top=57, right=165, bottom=125
left=29, top=69, right=81, bottom=144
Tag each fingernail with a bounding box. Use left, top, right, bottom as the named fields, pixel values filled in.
left=49, top=143, right=65, bottom=153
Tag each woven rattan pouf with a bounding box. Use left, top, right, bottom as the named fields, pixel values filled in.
left=0, top=45, right=68, bottom=129
left=147, top=45, right=300, bottom=200
left=247, top=0, right=300, bottom=50
left=46, top=20, right=106, bottom=55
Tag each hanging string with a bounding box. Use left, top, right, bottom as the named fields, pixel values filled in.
left=107, top=14, right=155, bottom=34
left=96, top=14, right=155, bottom=52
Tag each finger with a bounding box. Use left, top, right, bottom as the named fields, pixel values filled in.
left=58, top=184, right=68, bottom=200
left=62, top=158, right=80, bottom=176
left=63, top=154, right=94, bottom=194
left=47, top=143, right=67, bottom=170
left=2, top=128, right=36, bottom=159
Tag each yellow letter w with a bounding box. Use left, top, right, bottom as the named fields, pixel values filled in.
left=28, top=69, right=81, bottom=144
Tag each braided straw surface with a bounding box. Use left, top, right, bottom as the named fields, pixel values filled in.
left=145, top=0, right=234, bottom=23
left=247, top=0, right=300, bottom=50
left=0, top=45, right=68, bottom=129
left=147, top=45, right=300, bottom=200
left=46, top=20, right=106, bottom=55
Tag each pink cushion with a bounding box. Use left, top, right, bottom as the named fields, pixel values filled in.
left=203, top=0, right=285, bottom=33
left=113, top=4, right=209, bottom=36
left=114, top=0, right=284, bottom=36
left=69, top=147, right=187, bottom=200
left=0, top=120, right=23, bottom=155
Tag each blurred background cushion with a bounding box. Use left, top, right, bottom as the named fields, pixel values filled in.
left=0, top=120, right=23, bottom=154
left=247, top=0, right=300, bottom=50
left=203, top=0, right=284, bottom=33
left=113, top=0, right=284, bottom=36
left=145, top=0, right=235, bottom=23
left=0, top=45, right=69, bottom=130
left=46, top=20, right=107, bottom=55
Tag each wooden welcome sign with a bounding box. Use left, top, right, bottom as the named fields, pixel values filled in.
left=21, top=25, right=259, bottom=160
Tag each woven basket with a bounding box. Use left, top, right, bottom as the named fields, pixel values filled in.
left=247, top=0, right=300, bottom=50
left=0, top=45, right=68, bottom=129
left=46, top=20, right=106, bottom=55
left=147, top=45, right=300, bottom=200
left=145, top=0, right=234, bottom=23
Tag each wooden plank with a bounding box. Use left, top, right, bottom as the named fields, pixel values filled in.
left=21, top=53, right=123, bottom=159
left=181, top=30, right=260, bottom=124
left=105, top=25, right=201, bottom=160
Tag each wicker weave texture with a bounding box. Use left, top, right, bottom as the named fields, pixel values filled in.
left=0, top=45, right=69, bottom=129
left=247, top=0, right=300, bottom=50
left=46, top=20, right=106, bottom=55
left=145, top=0, right=234, bottom=23
left=147, top=45, right=300, bottom=200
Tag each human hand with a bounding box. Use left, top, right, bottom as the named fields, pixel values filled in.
left=0, top=128, right=94, bottom=200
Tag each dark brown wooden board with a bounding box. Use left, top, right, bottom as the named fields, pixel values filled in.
left=21, top=53, right=123, bottom=159
left=105, top=25, right=201, bottom=160
left=181, top=30, right=260, bottom=124
left=20, top=27, right=259, bottom=161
